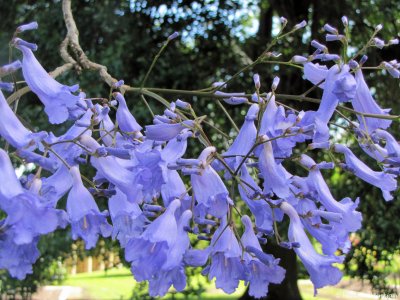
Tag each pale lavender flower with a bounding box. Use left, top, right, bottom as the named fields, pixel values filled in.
left=323, top=24, right=338, bottom=34
left=148, top=210, right=192, bottom=297
left=222, top=104, right=259, bottom=170
left=253, top=73, right=260, bottom=89
left=294, top=20, right=307, bottom=30
left=0, top=149, right=68, bottom=245
left=299, top=154, right=362, bottom=250
left=241, top=215, right=285, bottom=298
left=41, top=165, right=73, bottom=205
left=168, top=32, right=179, bottom=41
left=125, top=199, right=181, bottom=281
left=108, top=189, right=147, bottom=247
left=239, top=166, right=274, bottom=234
left=0, top=228, right=40, bottom=279
left=0, top=90, right=46, bottom=149
left=79, top=135, right=144, bottom=203
left=0, top=60, right=21, bottom=77
left=326, top=34, right=344, bottom=42
left=67, top=166, right=112, bottom=249
left=15, top=39, right=83, bottom=124
left=115, top=92, right=142, bottom=138
left=190, top=147, right=233, bottom=218
left=280, top=201, right=344, bottom=295
left=334, top=144, right=397, bottom=201
left=16, top=21, right=38, bottom=32
left=258, top=135, right=291, bottom=198
left=145, top=120, right=194, bottom=141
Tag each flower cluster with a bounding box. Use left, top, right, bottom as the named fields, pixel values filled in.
left=0, top=18, right=399, bottom=298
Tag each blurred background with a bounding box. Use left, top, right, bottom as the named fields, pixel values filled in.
left=0, top=0, right=399, bottom=299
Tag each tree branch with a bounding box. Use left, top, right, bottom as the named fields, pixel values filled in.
left=61, top=0, right=119, bottom=88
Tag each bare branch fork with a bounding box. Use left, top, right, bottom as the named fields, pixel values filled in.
left=61, top=0, right=118, bottom=88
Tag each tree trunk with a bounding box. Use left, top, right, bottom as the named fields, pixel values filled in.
left=239, top=244, right=302, bottom=300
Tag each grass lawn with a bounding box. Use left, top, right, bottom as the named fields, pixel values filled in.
left=63, top=268, right=246, bottom=299
left=62, top=268, right=386, bottom=300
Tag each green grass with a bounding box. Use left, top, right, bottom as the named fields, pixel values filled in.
left=63, top=268, right=136, bottom=299
left=62, top=268, right=246, bottom=300
left=62, top=268, right=389, bottom=300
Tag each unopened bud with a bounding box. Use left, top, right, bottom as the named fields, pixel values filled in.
left=253, top=73, right=260, bottom=89
left=311, top=40, right=327, bottom=52
left=168, top=32, right=179, bottom=41
left=0, top=82, right=14, bottom=91
left=375, top=24, right=383, bottom=32
left=326, top=34, right=345, bottom=42
left=16, top=21, right=38, bottom=33
left=271, top=76, right=280, bottom=91
left=341, top=16, right=348, bottom=26
left=323, top=24, right=338, bottom=34
left=373, top=37, right=385, bottom=49
left=294, top=20, right=307, bottom=30
left=291, top=55, right=308, bottom=63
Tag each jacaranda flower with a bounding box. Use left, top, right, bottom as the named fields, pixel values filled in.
left=15, top=39, right=84, bottom=124
left=241, top=215, right=285, bottom=298
left=280, top=201, right=344, bottom=295
left=67, top=166, right=112, bottom=249
left=334, top=144, right=397, bottom=201
left=0, top=90, right=46, bottom=149
left=125, top=199, right=181, bottom=281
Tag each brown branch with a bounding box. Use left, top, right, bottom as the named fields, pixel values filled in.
left=61, top=0, right=119, bottom=88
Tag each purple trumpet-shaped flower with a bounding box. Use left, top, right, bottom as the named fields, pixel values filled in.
left=16, top=21, right=38, bottom=32
left=145, top=119, right=194, bottom=141
left=187, top=217, right=246, bottom=294
left=46, top=108, right=93, bottom=166
left=108, top=189, right=147, bottom=247
left=125, top=199, right=181, bottom=282
left=312, top=64, right=356, bottom=145
left=372, top=129, right=400, bottom=157
left=115, top=92, right=142, bottom=138
left=67, top=166, right=112, bottom=249
left=95, top=105, right=116, bottom=147
left=79, top=135, right=143, bottom=203
left=0, top=149, right=68, bottom=245
left=161, top=131, right=191, bottom=207
left=241, top=215, right=285, bottom=298
left=0, top=90, right=46, bottom=149
left=239, top=166, right=274, bottom=234
left=280, top=201, right=344, bottom=295
left=222, top=104, right=259, bottom=170
left=299, top=154, right=362, bottom=253
left=258, top=135, right=291, bottom=198
left=131, top=148, right=167, bottom=203
left=334, top=144, right=397, bottom=201
left=258, top=94, right=303, bottom=158
left=17, top=149, right=58, bottom=172
left=148, top=210, right=192, bottom=297
left=0, top=60, right=21, bottom=76
left=15, top=40, right=83, bottom=124
left=303, top=62, right=328, bottom=88
left=190, top=147, right=233, bottom=218
left=0, top=227, right=40, bottom=280
left=352, top=69, right=391, bottom=133
left=41, top=165, right=73, bottom=206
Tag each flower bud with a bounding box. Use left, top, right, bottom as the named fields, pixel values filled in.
left=168, top=32, right=179, bottom=41
left=294, top=20, right=307, bottom=30
left=16, top=21, right=38, bottom=33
